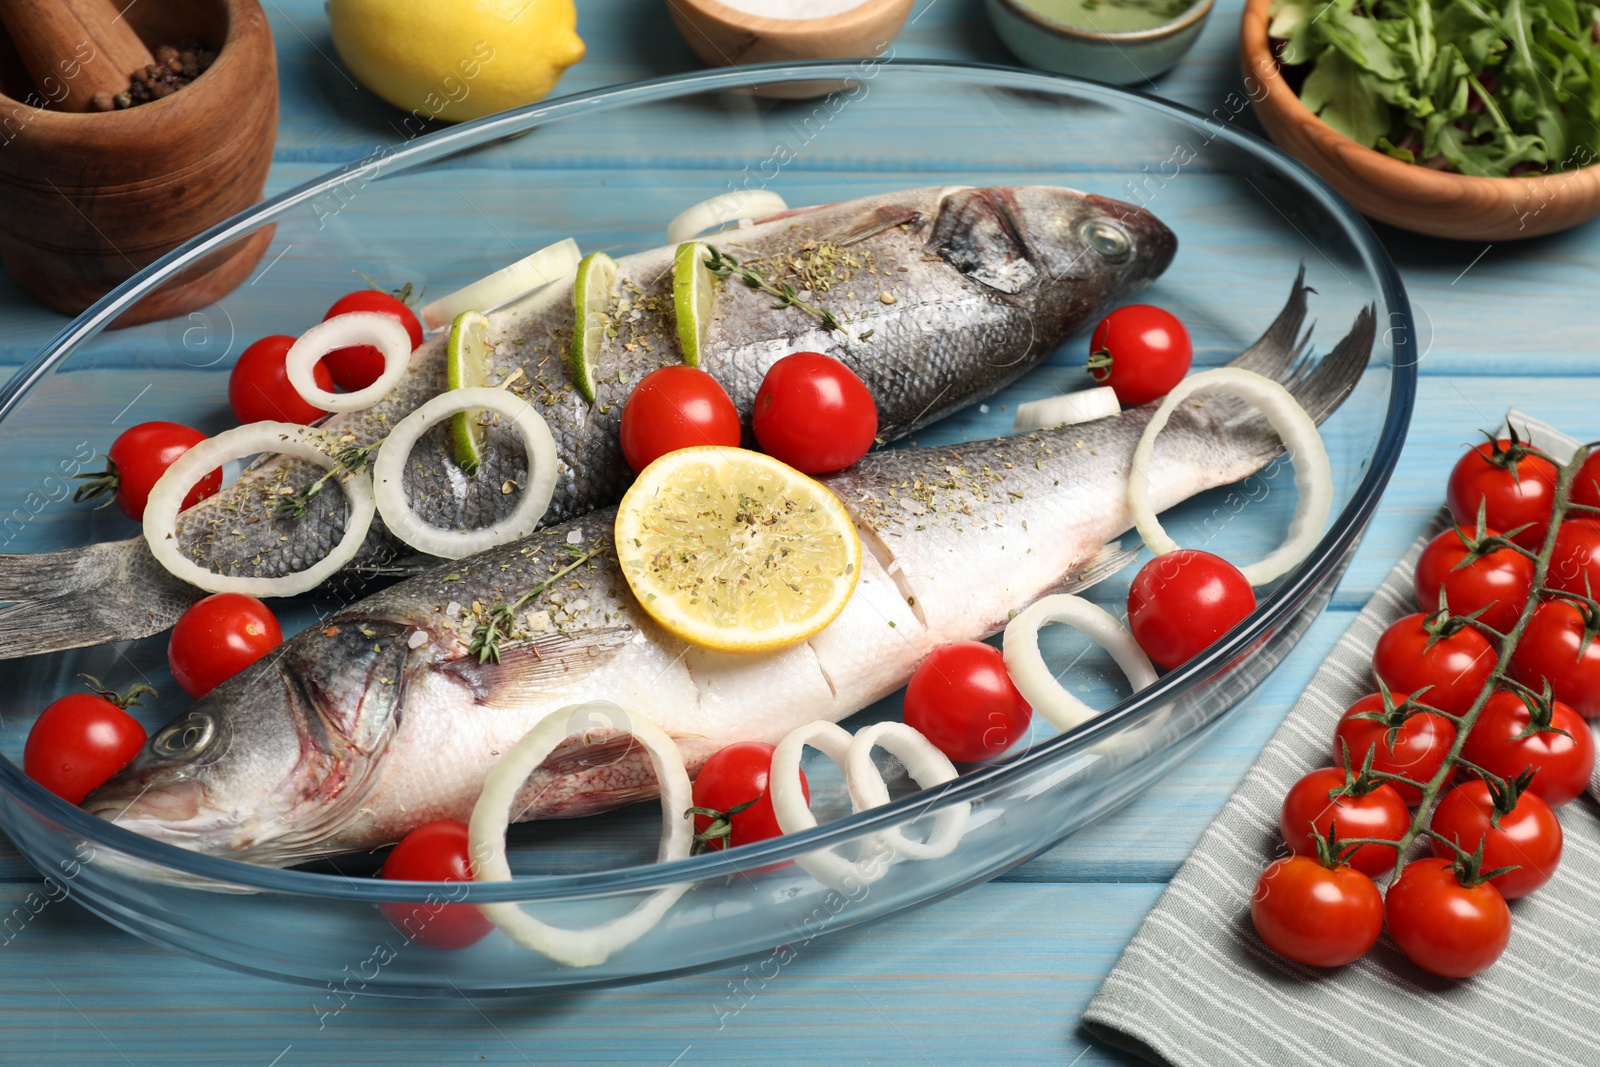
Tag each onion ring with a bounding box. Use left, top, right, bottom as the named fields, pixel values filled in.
left=1126, top=367, right=1332, bottom=586
left=1003, top=594, right=1158, bottom=732
left=844, top=722, right=969, bottom=861
left=418, top=239, right=582, bottom=332
left=372, top=387, right=558, bottom=560
left=142, top=422, right=376, bottom=597
left=666, top=191, right=789, bottom=244
left=1011, top=387, right=1120, bottom=433
left=286, top=312, right=414, bottom=413
left=770, top=721, right=891, bottom=892
left=468, top=701, right=693, bottom=968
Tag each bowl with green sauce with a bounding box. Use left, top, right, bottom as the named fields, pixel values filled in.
left=986, top=0, right=1215, bottom=85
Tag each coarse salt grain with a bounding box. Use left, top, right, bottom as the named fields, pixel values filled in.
left=716, top=0, right=868, bottom=17
left=566, top=529, right=583, bottom=544
left=407, top=630, right=428, bottom=649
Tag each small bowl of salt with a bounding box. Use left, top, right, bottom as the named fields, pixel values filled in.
left=666, top=0, right=915, bottom=97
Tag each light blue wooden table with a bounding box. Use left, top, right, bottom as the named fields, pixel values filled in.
left=0, top=2, right=1592, bottom=1064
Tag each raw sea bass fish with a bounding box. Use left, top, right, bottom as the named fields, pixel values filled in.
left=86, top=276, right=1376, bottom=866
left=0, top=185, right=1175, bottom=659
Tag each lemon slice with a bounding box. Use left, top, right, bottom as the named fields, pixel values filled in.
left=615, top=446, right=862, bottom=653
left=671, top=242, right=716, bottom=368
left=445, top=309, right=493, bottom=472
left=570, top=251, right=617, bottom=404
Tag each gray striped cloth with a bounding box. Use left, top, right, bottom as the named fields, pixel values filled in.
left=1084, top=413, right=1600, bottom=1067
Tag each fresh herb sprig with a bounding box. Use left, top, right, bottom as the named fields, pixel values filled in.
left=275, top=444, right=375, bottom=520
left=703, top=246, right=842, bottom=332
left=468, top=545, right=598, bottom=664
left=1270, top=0, right=1600, bottom=177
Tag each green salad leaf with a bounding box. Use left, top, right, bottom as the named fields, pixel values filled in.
left=1270, top=0, right=1600, bottom=176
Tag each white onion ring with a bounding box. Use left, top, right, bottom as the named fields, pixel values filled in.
left=286, top=312, right=413, bottom=412
left=468, top=701, right=693, bottom=968
left=142, top=423, right=376, bottom=597
left=770, top=721, right=888, bottom=892
left=666, top=191, right=789, bottom=244
left=844, top=722, right=968, bottom=861
left=1126, top=367, right=1332, bottom=586
left=1003, top=595, right=1158, bottom=732
left=372, top=387, right=557, bottom=560
left=418, top=239, right=582, bottom=332
left=1012, top=387, right=1120, bottom=433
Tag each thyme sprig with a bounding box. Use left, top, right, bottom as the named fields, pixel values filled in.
left=703, top=245, right=842, bottom=332
left=467, top=545, right=598, bottom=664
left=275, top=444, right=375, bottom=519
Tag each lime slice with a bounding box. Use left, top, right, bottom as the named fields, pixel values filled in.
left=446, top=309, right=492, bottom=473
left=672, top=242, right=716, bottom=368
left=570, top=251, right=618, bottom=404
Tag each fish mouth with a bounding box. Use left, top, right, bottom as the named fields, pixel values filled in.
left=83, top=777, right=205, bottom=824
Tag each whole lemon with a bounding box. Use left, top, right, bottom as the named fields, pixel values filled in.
left=328, top=0, right=585, bottom=123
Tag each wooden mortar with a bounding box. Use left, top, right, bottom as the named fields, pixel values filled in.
left=0, top=0, right=277, bottom=327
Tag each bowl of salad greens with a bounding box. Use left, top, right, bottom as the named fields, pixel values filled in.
left=1242, top=0, right=1600, bottom=239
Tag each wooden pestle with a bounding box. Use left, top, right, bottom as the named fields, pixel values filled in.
left=0, top=0, right=155, bottom=112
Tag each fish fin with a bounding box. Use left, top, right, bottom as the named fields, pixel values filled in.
left=442, top=627, right=635, bottom=709
left=820, top=205, right=925, bottom=247
left=1060, top=541, right=1140, bottom=594
left=1227, top=264, right=1312, bottom=383
left=0, top=537, right=200, bottom=657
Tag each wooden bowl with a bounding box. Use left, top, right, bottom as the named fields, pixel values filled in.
left=0, top=0, right=277, bottom=327
left=1241, top=0, right=1600, bottom=241
left=666, top=0, right=914, bottom=99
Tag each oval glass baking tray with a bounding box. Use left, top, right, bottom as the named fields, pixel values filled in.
left=0, top=62, right=1414, bottom=995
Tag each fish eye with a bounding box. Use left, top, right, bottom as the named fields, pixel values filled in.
left=1078, top=219, right=1132, bottom=263
left=153, top=712, right=214, bottom=759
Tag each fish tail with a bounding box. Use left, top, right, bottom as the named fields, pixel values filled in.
left=0, top=537, right=199, bottom=658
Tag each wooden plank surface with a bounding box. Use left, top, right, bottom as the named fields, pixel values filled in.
left=0, top=0, right=1594, bottom=1064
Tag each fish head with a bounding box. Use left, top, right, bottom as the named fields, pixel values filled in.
left=83, top=620, right=414, bottom=864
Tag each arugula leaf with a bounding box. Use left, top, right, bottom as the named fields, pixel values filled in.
left=1302, top=49, right=1397, bottom=144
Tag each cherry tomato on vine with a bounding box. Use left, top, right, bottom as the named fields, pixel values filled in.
left=690, top=742, right=807, bottom=851
left=1251, top=855, right=1383, bottom=968
left=902, top=641, right=1032, bottom=763
left=618, top=366, right=741, bottom=474
left=1429, top=779, right=1561, bottom=900
left=1370, top=612, right=1495, bottom=717
left=1331, top=692, right=1456, bottom=806
left=1385, top=858, right=1512, bottom=978
left=1126, top=550, right=1256, bottom=671
left=167, top=593, right=283, bottom=699
left=751, top=352, right=877, bottom=474
left=228, top=335, right=334, bottom=425
left=1412, top=524, right=1533, bottom=633
left=1445, top=438, right=1558, bottom=550
left=322, top=290, right=424, bottom=392
left=1087, top=305, right=1192, bottom=407
left=73, top=421, right=221, bottom=522
left=378, top=820, right=493, bottom=950
left=1545, top=518, right=1600, bottom=599
left=1459, top=689, right=1594, bottom=806
left=1570, top=449, right=1600, bottom=511
left=1279, top=767, right=1408, bottom=877
left=1510, top=599, right=1600, bottom=720
left=24, top=680, right=149, bottom=804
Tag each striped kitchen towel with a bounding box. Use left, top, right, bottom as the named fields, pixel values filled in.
left=1083, top=413, right=1600, bottom=1067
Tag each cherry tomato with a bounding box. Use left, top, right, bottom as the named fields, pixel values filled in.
left=378, top=820, right=493, bottom=950
left=1570, top=449, right=1600, bottom=511
left=1429, top=780, right=1561, bottom=899
left=751, top=352, right=877, bottom=474
left=1251, top=855, right=1383, bottom=967
left=1545, top=518, right=1600, bottom=599
left=691, top=742, right=807, bottom=851
left=1331, top=692, right=1456, bottom=806
left=1087, top=304, right=1192, bottom=407
left=902, top=641, right=1032, bottom=763
left=167, top=593, right=283, bottom=699
left=1369, top=612, right=1495, bottom=716
left=1126, top=550, right=1256, bottom=671
left=77, top=421, right=221, bottom=522
left=1385, top=858, right=1511, bottom=978
left=1510, top=598, right=1600, bottom=719
left=322, top=290, right=424, bottom=392
left=24, top=683, right=148, bottom=804
left=1412, top=524, right=1533, bottom=634
left=1459, top=689, right=1594, bottom=806
left=1279, top=767, right=1408, bottom=877
left=229, top=335, right=333, bottom=425
left=1445, top=438, right=1558, bottom=550
left=618, top=366, right=742, bottom=474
